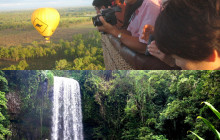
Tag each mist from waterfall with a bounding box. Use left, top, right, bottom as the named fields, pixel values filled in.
left=51, top=76, right=83, bottom=140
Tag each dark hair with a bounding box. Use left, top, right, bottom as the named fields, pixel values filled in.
left=92, top=0, right=111, bottom=9
left=123, top=0, right=144, bottom=28
left=154, top=0, right=220, bottom=61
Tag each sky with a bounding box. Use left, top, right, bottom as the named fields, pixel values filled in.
left=0, top=0, right=93, bottom=11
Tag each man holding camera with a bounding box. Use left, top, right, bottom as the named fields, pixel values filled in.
left=95, top=0, right=162, bottom=54
left=92, top=0, right=125, bottom=28
left=92, top=0, right=111, bottom=14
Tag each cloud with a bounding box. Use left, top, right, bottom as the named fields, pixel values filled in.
left=0, top=3, right=25, bottom=7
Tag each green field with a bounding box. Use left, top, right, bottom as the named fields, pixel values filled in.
left=0, top=7, right=105, bottom=70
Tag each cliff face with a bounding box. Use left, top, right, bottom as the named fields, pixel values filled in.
left=6, top=92, right=21, bottom=116
left=6, top=79, right=53, bottom=140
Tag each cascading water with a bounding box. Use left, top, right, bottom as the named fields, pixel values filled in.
left=51, top=76, right=83, bottom=140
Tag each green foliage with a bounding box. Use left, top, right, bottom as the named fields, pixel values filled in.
left=138, top=127, right=167, bottom=140
left=1, top=31, right=104, bottom=70
left=3, top=70, right=53, bottom=139
left=46, top=71, right=54, bottom=87
left=202, top=102, right=220, bottom=120
left=197, top=116, right=220, bottom=139
left=191, top=102, right=220, bottom=140
left=0, top=44, right=57, bottom=61
left=81, top=70, right=220, bottom=140
left=2, top=60, right=29, bottom=70
left=0, top=71, right=11, bottom=139
left=1, top=70, right=219, bottom=139
left=0, top=124, right=11, bottom=140
left=55, top=59, right=69, bottom=70
left=17, top=60, right=29, bottom=70
left=189, top=131, right=205, bottom=140
left=0, top=72, right=8, bottom=93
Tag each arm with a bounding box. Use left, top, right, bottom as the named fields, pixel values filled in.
left=97, top=16, right=146, bottom=54
left=114, top=30, right=147, bottom=54
left=120, top=29, right=132, bottom=35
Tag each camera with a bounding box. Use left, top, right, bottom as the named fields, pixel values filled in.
left=92, top=6, right=122, bottom=27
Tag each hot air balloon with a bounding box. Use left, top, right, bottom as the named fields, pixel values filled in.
left=31, top=8, right=60, bottom=43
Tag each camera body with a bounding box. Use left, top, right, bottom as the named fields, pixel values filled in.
left=92, top=6, right=121, bottom=27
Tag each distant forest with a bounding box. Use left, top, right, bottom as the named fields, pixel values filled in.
left=0, top=70, right=219, bottom=140
left=0, top=31, right=104, bottom=70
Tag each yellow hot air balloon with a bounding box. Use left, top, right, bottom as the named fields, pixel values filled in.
left=31, top=8, right=60, bottom=43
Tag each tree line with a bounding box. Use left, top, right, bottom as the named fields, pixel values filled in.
left=1, top=31, right=105, bottom=70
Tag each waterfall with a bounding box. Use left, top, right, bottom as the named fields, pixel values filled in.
left=51, top=76, right=83, bottom=140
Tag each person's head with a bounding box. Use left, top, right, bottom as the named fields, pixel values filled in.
left=92, top=0, right=111, bottom=14
left=154, top=0, right=220, bottom=70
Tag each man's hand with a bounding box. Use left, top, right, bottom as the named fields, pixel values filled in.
left=148, top=41, right=176, bottom=67
left=97, top=16, right=118, bottom=36
left=97, top=16, right=147, bottom=54
left=148, top=41, right=165, bottom=60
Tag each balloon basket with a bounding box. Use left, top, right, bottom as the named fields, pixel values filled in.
left=45, top=40, right=50, bottom=43
left=44, top=36, right=51, bottom=43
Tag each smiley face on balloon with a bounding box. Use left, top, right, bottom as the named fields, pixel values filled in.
left=31, top=8, right=60, bottom=43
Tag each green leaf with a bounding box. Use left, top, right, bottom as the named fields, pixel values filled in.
left=189, top=131, right=204, bottom=140
left=202, top=102, right=220, bottom=120
left=197, top=116, right=220, bottom=139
